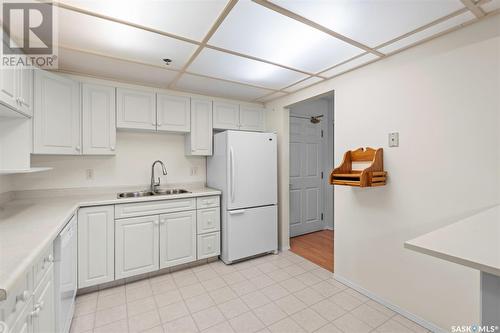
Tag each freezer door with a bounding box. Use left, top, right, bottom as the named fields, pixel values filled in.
left=226, top=205, right=277, bottom=262
left=227, top=131, right=277, bottom=210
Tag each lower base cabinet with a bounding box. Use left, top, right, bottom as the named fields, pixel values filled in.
left=160, top=211, right=197, bottom=269
left=32, top=268, right=55, bottom=333
left=9, top=299, right=33, bottom=333
left=115, top=215, right=160, bottom=279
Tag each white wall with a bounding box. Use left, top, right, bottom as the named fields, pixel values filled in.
left=0, top=175, right=12, bottom=194
left=265, top=15, right=500, bottom=331
left=11, top=131, right=206, bottom=190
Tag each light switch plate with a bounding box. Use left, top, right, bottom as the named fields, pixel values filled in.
left=388, top=132, right=399, bottom=147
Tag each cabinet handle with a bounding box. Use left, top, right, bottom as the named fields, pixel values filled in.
left=31, top=307, right=40, bottom=317
left=75, top=146, right=81, bottom=151
left=157, top=122, right=162, bottom=127
left=16, top=290, right=30, bottom=303
left=110, top=146, right=115, bottom=151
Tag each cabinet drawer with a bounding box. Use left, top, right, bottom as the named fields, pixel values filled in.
left=0, top=268, right=33, bottom=328
left=197, top=208, right=220, bottom=234
left=115, top=198, right=196, bottom=219
left=197, top=232, right=220, bottom=260
left=196, top=196, right=220, bottom=209
left=33, top=243, right=53, bottom=289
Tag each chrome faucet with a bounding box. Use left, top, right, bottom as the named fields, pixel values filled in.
left=151, top=160, right=167, bottom=193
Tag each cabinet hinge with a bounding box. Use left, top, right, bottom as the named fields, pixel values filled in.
left=321, top=171, right=324, bottom=179
left=321, top=213, right=324, bottom=220
left=321, top=130, right=324, bottom=138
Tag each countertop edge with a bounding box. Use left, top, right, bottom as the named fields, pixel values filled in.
left=0, top=188, right=222, bottom=302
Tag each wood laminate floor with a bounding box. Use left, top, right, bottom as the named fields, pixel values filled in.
left=290, top=230, right=334, bottom=272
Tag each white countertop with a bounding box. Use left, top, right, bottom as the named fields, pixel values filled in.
left=0, top=186, right=221, bottom=301
left=405, top=205, right=500, bottom=277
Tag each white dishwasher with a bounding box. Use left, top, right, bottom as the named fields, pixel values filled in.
left=54, top=214, right=77, bottom=333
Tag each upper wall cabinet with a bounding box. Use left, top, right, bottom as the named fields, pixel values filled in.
left=116, top=88, right=156, bottom=131
left=157, top=94, right=190, bottom=133
left=82, top=83, right=116, bottom=155
left=240, top=106, right=265, bottom=131
left=33, top=70, right=81, bottom=155
left=186, top=98, right=213, bottom=156
left=0, top=64, right=33, bottom=117
left=213, top=101, right=240, bottom=130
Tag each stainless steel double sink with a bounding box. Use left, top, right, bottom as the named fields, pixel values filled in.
left=117, top=188, right=190, bottom=199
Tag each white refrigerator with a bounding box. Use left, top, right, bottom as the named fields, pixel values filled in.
left=207, top=131, right=278, bottom=264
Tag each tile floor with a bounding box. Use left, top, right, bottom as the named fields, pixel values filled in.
left=71, top=251, right=429, bottom=333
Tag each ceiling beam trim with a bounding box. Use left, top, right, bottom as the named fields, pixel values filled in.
left=169, top=0, right=239, bottom=89
left=252, top=0, right=385, bottom=57
left=461, top=0, right=486, bottom=17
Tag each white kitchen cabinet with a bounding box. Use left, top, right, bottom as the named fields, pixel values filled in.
left=0, top=67, right=18, bottom=111
left=115, top=215, right=159, bottom=279
left=17, top=66, right=33, bottom=117
left=159, top=211, right=196, bottom=269
left=116, top=88, right=156, bottom=131
left=78, top=206, right=115, bottom=288
left=82, top=83, right=116, bottom=155
left=32, top=268, right=55, bottom=333
left=33, top=70, right=81, bottom=154
left=239, top=106, right=265, bottom=131
left=185, top=98, right=212, bottom=156
left=8, top=299, right=33, bottom=333
left=197, top=232, right=221, bottom=260
left=197, top=208, right=220, bottom=235
left=213, top=101, right=239, bottom=130
left=157, top=94, right=190, bottom=133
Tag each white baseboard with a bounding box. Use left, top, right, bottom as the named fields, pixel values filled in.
left=334, top=273, right=446, bottom=333
left=323, top=225, right=334, bottom=230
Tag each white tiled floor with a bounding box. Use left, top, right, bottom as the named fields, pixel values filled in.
left=71, top=251, right=429, bottom=333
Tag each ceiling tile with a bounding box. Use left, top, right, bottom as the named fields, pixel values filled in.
left=283, top=77, right=324, bottom=93
left=188, top=48, right=307, bottom=90
left=271, top=0, right=465, bottom=47
left=176, top=73, right=275, bottom=101
left=58, top=48, right=177, bottom=87
left=208, top=1, right=364, bottom=73
left=255, top=92, right=288, bottom=103
left=481, top=0, right=500, bottom=12
left=377, top=11, right=475, bottom=54
left=57, top=7, right=197, bottom=70
left=319, top=53, right=379, bottom=78
left=57, top=0, right=229, bottom=41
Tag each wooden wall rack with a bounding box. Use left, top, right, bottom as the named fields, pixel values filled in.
left=329, top=147, right=387, bottom=187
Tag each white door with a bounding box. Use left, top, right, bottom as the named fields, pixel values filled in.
left=213, top=101, right=239, bottom=130
left=78, top=206, right=114, bottom=288
left=239, top=106, right=265, bottom=131
left=115, top=215, right=159, bottom=279
left=0, top=66, right=18, bottom=110
left=159, top=211, right=196, bottom=268
left=157, top=94, right=190, bottom=132
left=33, top=71, right=81, bottom=154
left=17, top=66, right=33, bottom=117
left=226, top=131, right=277, bottom=210
left=33, top=269, right=55, bottom=333
left=225, top=206, right=277, bottom=262
left=116, top=88, right=156, bottom=130
left=186, top=98, right=212, bottom=155
left=82, top=83, right=116, bottom=155
left=289, top=116, right=324, bottom=237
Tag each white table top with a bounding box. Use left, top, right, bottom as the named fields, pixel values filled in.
left=405, top=205, right=500, bottom=277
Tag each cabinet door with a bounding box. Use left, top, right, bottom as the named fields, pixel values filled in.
left=17, top=66, right=33, bottom=117
left=33, top=70, right=81, bottom=154
left=82, top=83, right=116, bottom=155
left=239, top=106, right=265, bottom=131
left=197, top=232, right=220, bottom=260
left=115, top=215, right=159, bottom=279
left=0, top=66, right=19, bottom=110
left=78, top=206, right=115, bottom=288
left=157, top=94, right=190, bottom=133
left=116, top=88, right=156, bottom=131
left=213, top=101, right=239, bottom=130
left=159, top=211, right=196, bottom=269
left=185, top=98, right=212, bottom=156
left=197, top=208, right=220, bottom=234
left=32, top=269, right=55, bottom=333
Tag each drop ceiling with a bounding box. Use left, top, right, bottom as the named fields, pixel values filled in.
left=52, top=0, right=498, bottom=102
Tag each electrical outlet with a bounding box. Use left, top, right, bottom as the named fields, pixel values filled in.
left=388, top=132, right=399, bottom=147
left=86, top=169, right=94, bottom=180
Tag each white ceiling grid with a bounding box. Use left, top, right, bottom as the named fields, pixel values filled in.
left=53, top=0, right=498, bottom=102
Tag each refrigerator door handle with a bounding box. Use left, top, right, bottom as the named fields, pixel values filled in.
left=229, top=209, right=245, bottom=215
left=230, top=146, right=235, bottom=202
